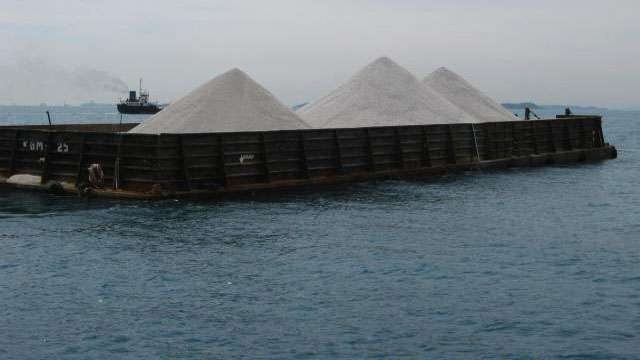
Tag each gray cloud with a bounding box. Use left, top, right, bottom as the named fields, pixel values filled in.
left=2, top=0, right=639, bottom=109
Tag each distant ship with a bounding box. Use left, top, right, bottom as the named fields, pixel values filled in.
left=117, top=79, right=163, bottom=114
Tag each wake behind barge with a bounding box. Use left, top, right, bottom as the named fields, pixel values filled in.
left=0, top=115, right=617, bottom=200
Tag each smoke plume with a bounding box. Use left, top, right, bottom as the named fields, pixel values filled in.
left=0, top=58, right=129, bottom=105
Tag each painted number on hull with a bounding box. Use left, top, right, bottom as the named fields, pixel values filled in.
left=57, top=142, right=69, bottom=153
left=239, top=154, right=255, bottom=164
left=21, top=139, right=69, bottom=153
left=22, top=140, right=45, bottom=152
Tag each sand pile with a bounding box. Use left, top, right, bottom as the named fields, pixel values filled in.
left=129, top=69, right=310, bottom=134
left=297, top=57, right=475, bottom=128
left=424, top=67, right=517, bottom=123
left=6, top=174, right=42, bottom=186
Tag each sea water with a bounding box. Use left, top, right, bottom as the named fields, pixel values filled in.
left=0, top=106, right=639, bottom=359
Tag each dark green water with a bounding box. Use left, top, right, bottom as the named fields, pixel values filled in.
left=1, top=107, right=639, bottom=359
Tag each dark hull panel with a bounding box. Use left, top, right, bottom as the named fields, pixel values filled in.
left=117, top=103, right=162, bottom=114
left=0, top=116, right=617, bottom=200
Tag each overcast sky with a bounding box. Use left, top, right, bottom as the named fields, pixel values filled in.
left=1, top=0, right=639, bottom=109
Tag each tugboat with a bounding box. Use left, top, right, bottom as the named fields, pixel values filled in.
left=117, top=79, right=163, bottom=114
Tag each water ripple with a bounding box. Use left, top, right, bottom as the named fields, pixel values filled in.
left=1, top=110, right=639, bottom=358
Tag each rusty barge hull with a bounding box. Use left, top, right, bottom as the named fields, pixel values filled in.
left=0, top=116, right=617, bottom=200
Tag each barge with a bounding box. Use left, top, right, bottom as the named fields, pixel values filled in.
left=0, top=116, right=616, bottom=200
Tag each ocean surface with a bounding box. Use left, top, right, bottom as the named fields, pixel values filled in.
left=1, top=106, right=639, bottom=359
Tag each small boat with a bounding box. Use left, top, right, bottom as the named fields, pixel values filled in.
left=117, top=79, right=163, bottom=114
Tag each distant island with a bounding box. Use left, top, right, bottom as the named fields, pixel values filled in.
left=502, top=102, right=608, bottom=112
left=292, top=102, right=308, bottom=111
left=502, top=102, right=541, bottom=109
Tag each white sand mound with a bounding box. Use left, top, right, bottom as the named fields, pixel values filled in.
left=129, top=69, right=310, bottom=134
left=6, top=174, right=42, bottom=186
left=424, top=67, right=517, bottom=123
left=297, top=57, right=475, bottom=128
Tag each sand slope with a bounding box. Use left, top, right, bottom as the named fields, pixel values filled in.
left=424, top=67, right=517, bottom=123
left=130, top=69, right=310, bottom=134
left=297, top=57, right=475, bottom=128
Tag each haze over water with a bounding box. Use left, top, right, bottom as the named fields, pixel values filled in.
left=1, top=107, right=639, bottom=358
